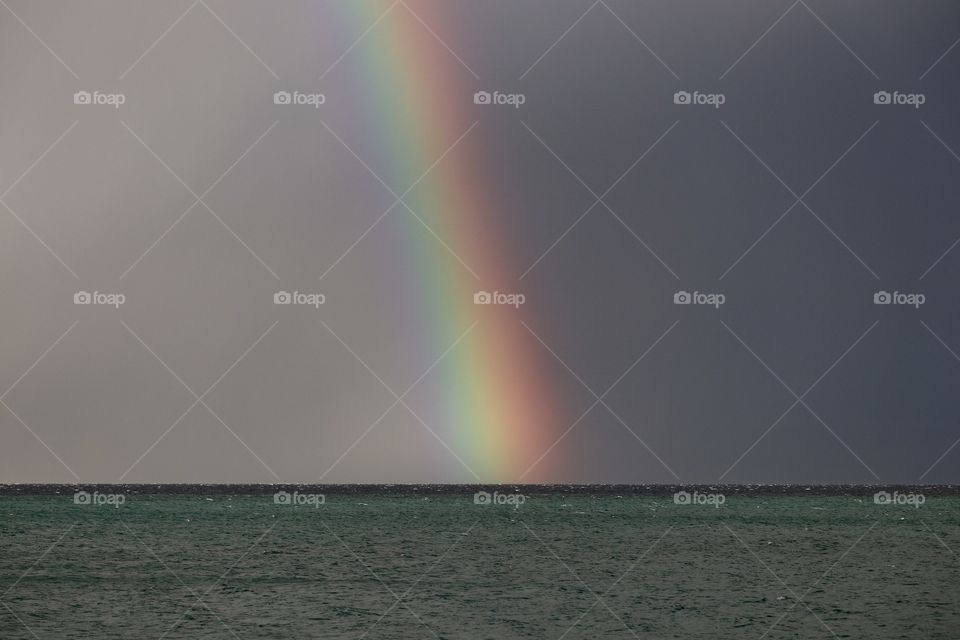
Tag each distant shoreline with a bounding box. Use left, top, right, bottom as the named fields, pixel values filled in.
left=1, top=484, right=958, bottom=497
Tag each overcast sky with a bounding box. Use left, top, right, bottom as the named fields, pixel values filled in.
left=2, top=0, right=960, bottom=484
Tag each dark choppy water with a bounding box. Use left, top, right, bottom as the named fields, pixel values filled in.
left=1, top=486, right=958, bottom=639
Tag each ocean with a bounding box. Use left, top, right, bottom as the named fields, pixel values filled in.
left=1, top=486, right=957, bottom=639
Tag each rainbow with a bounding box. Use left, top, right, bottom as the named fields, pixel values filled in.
left=335, top=2, right=564, bottom=481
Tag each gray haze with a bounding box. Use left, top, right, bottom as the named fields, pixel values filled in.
left=2, top=0, right=960, bottom=483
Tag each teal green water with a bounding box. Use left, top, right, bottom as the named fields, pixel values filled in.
left=1, top=494, right=958, bottom=639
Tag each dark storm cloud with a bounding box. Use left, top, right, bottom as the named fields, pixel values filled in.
left=2, top=0, right=959, bottom=483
